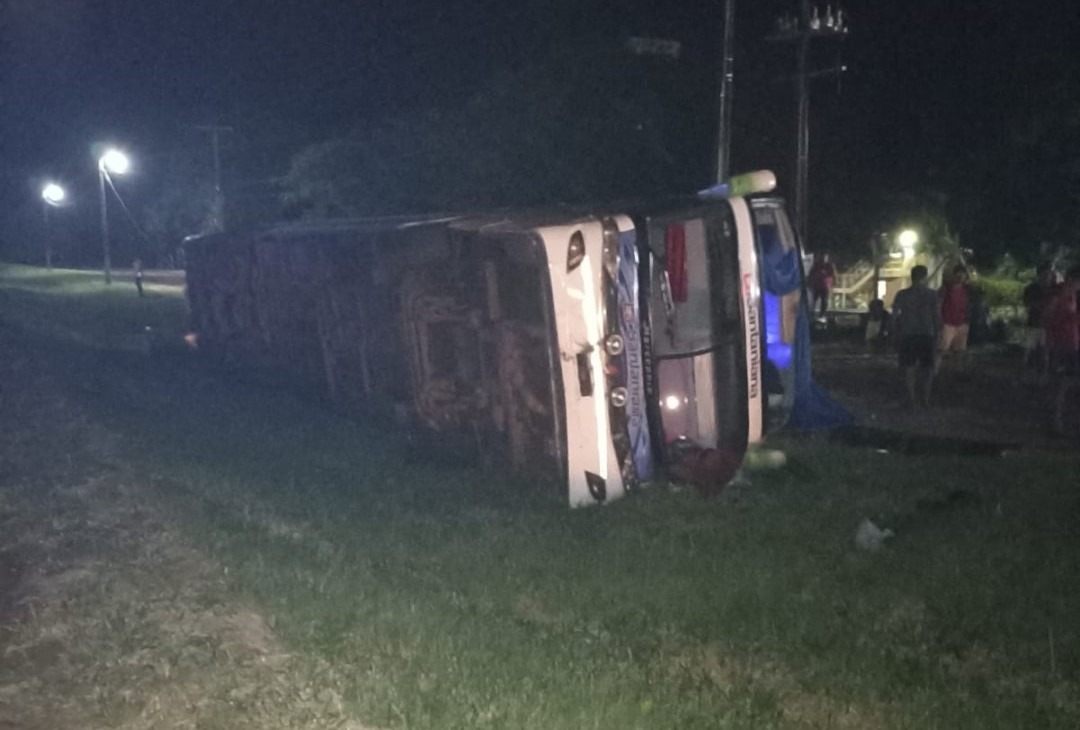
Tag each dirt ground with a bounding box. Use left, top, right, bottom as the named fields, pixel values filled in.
left=813, top=339, right=1080, bottom=452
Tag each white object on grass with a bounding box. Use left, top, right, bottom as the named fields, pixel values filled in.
left=854, top=518, right=895, bottom=551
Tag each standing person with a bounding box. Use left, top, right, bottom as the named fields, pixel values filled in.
left=1022, top=263, right=1054, bottom=378
left=864, top=298, right=891, bottom=346
left=133, top=258, right=145, bottom=298
left=1043, top=266, right=1080, bottom=435
left=807, top=252, right=836, bottom=319
left=892, top=265, right=941, bottom=408
left=937, top=264, right=970, bottom=369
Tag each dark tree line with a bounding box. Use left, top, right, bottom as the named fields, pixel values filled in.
left=280, top=44, right=709, bottom=218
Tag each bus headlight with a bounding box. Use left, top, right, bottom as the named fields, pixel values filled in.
left=604, top=334, right=624, bottom=356
left=610, top=387, right=628, bottom=408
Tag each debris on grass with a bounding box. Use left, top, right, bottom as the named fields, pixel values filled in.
left=854, top=518, right=895, bottom=551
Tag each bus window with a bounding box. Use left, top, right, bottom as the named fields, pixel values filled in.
left=752, top=205, right=801, bottom=363
left=751, top=202, right=802, bottom=427
left=649, top=219, right=716, bottom=357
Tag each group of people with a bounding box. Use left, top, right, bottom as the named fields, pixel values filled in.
left=891, top=261, right=1080, bottom=434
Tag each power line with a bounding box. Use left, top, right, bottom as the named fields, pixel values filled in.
left=104, top=173, right=154, bottom=245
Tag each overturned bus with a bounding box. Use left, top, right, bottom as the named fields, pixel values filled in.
left=183, top=172, right=803, bottom=507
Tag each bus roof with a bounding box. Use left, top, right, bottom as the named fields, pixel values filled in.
left=181, top=194, right=771, bottom=249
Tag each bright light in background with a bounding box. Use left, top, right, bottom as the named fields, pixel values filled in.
left=99, top=149, right=130, bottom=175
left=898, top=229, right=919, bottom=259
left=97, top=147, right=132, bottom=285
left=41, top=183, right=66, bottom=205
left=664, top=395, right=683, bottom=410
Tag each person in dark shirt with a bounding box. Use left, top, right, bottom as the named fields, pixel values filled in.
left=892, top=265, right=941, bottom=408
left=864, top=298, right=891, bottom=345
left=1022, top=263, right=1054, bottom=377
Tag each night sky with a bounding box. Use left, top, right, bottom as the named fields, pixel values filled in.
left=2, top=0, right=1076, bottom=260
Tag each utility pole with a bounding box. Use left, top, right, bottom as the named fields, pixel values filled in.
left=193, top=125, right=233, bottom=232
left=795, top=0, right=811, bottom=246
left=99, top=167, right=112, bottom=284
left=43, top=202, right=52, bottom=270
left=767, top=3, right=848, bottom=250
left=715, top=0, right=736, bottom=184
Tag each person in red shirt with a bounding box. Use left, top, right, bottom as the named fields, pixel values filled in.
left=807, top=252, right=836, bottom=318
left=1043, top=265, right=1080, bottom=435
left=937, top=264, right=970, bottom=370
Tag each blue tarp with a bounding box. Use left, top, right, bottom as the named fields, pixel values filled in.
left=759, top=247, right=854, bottom=431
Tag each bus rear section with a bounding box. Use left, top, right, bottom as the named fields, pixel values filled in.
left=636, top=201, right=752, bottom=490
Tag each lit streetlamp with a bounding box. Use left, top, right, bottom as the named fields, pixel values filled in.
left=98, top=149, right=130, bottom=284
left=898, top=228, right=919, bottom=258
left=41, top=182, right=66, bottom=270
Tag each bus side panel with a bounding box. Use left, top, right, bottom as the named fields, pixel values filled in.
left=730, top=199, right=765, bottom=444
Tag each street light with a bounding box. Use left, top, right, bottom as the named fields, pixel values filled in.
left=42, top=183, right=65, bottom=205
left=898, top=229, right=919, bottom=259
left=98, top=148, right=130, bottom=284
left=41, top=182, right=67, bottom=270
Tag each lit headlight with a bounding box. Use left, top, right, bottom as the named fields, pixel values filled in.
left=664, top=395, right=683, bottom=410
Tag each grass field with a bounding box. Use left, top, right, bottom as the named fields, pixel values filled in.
left=2, top=263, right=1079, bottom=729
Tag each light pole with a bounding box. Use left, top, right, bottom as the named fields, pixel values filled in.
left=41, top=183, right=66, bottom=269
left=193, top=125, right=233, bottom=232
left=715, top=0, right=736, bottom=184
left=98, top=149, right=130, bottom=284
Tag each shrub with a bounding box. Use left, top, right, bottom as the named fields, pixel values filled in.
left=969, top=276, right=1024, bottom=308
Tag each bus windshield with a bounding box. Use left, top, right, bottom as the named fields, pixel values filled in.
left=647, top=204, right=741, bottom=357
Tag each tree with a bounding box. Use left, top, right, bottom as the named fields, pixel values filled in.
left=946, top=69, right=1080, bottom=264
left=282, top=44, right=688, bottom=217
left=142, top=150, right=218, bottom=265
